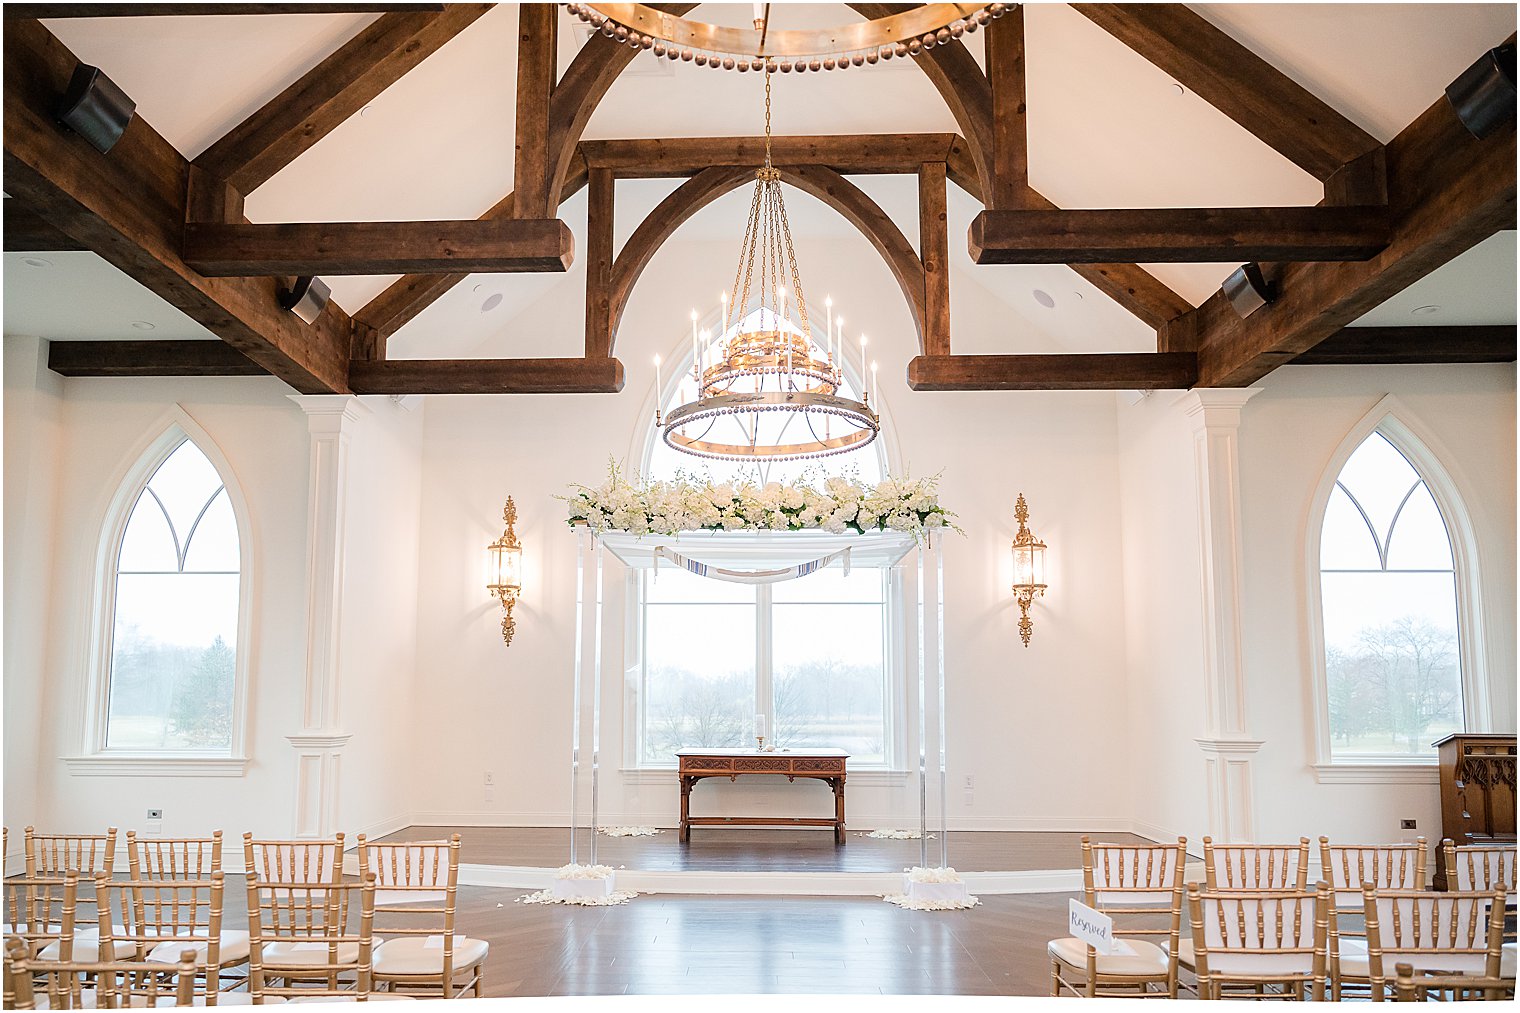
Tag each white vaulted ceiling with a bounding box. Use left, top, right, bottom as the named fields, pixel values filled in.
left=11, top=3, right=1516, bottom=354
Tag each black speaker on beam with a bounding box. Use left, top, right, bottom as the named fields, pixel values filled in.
left=1445, top=42, right=1517, bottom=140
left=56, top=63, right=136, bottom=154
left=1222, top=263, right=1276, bottom=318
left=279, top=277, right=332, bottom=325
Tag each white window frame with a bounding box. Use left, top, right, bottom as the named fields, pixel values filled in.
left=1305, top=395, right=1491, bottom=784
left=622, top=564, right=908, bottom=776
left=67, top=412, right=254, bottom=776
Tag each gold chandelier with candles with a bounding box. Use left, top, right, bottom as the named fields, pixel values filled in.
left=658, top=72, right=880, bottom=463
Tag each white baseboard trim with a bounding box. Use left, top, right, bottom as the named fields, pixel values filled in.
left=346, top=811, right=411, bottom=846
left=454, top=862, right=1082, bottom=896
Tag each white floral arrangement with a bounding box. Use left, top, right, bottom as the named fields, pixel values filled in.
left=903, top=865, right=963, bottom=883
left=561, top=461, right=959, bottom=540
left=516, top=863, right=638, bottom=906
left=882, top=866, right=981, bottom=911
left=597, top=826, right=661, bottom=837
left=553, top=863, right=617, bottom=880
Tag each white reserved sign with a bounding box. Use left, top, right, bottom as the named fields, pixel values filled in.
left=1069, top=898, right=1114, bottom=955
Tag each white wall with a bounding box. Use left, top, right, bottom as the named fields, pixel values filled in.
left=23, top=373, right=311, bottom=839
left=1238, top=364, right=1517, bottom=845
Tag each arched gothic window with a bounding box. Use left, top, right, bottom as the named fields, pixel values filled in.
left=1319, top=430, right=1466, bottom=759
left=100, top=434, right=244, bottom=754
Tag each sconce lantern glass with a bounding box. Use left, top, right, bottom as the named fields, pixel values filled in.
left=1010, top=493, right=1047, bottom=648
left=488, top=497, right=523, bottom=645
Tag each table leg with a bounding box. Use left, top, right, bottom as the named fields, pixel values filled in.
left=679, top=775, right=692, bottom=843
left=834, top=777, right=846, bottom=845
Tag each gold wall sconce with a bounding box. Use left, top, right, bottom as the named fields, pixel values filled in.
left=1011, top=492, right=1047, bottom=648
left=488, top=497, right=523, bottom=645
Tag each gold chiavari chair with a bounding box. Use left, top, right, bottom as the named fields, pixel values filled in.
left=242, top=835, right=345, bottom=888
left=1361, top=886, right=1509, bottom=1001
left=356, top=834, right=486, bottom=998
left=1318, top=836, right=1427, bottom=999
left=1392, top=959, right=1512, bottom=1002
left=96, top=871, right=250, bottom=1004
left=246, top=873, right=403, bottom=1003
left=1047, top=836, right=1188, bottom=998
left=1186, top=882, right=1330, bottom=1000
left=127, top=832, right=223, bottom=882
left=8, top=933, right=203, bottom=1011
left=3, top=873, right=77, bottom=966
left=1203, top=838, right=1313, bottom=892
left=1441, top=839, right=1517, bottom=980
left=24, top=828, right=129, bottom=962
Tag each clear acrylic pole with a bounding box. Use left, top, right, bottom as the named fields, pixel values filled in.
left=916, top=540, right=929, bottom=869
left=568, top=525, right=590, bottom=865
left=588, top=536, right=605, bottom=866
left=934, top=534, right=949, bottom=870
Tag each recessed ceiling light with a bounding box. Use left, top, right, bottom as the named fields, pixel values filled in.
left=131, top=320, right=155, bottom=330
left=481, top=293, right=503, bottom=313
left=1072, top=291, right=1085, bottom=301
left=1411, top=304, right=1441, bottom=315
left=473, top=284, right=485, bottom=293
left=1033, top=289, right=1056, bottom=309
left=21, top=257, right=52, bottom=268
left=1171, top=82, right=1186, bottom=97
left=359, top=104, right=374, bottom=118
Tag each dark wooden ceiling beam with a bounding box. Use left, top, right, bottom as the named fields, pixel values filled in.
left=5, top=4, right=443, bottom=16
left=3, top=18, right=351, bottom=393
left=584, top=166, right=615, bottom=359
left=3, top=203, right=87, bottom=251
left=1072, top=3, right=1381, bottom=183
left=350, top=159, right=588, bottom=346
left=1182, top=82, right=1516, bottom=387
left=580, top=134, right=959, bottom=177
left=48, top=340, right=267, bottom=377
left=182, top=218, right=574, bottom=275
left=513, top=1, right=556, bottom=217
left=946, top=141, right=1193, bottom=329
left=907, top=352, right=1199, bottom=391
left=348, top=357, right=624, bottom=394
left=193, top=4, right=491, bottom=194
left=1292, top=325, right=1517, bottom=365
left=984, top=6, right=1030, bottom=209
left=969, top=206, right=1389, bottom=264
left=918, top=161, right=951, bottom=357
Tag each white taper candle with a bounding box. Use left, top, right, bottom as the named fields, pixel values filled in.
left=860, top=335, right=868, bottom=396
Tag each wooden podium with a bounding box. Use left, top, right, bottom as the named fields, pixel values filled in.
left=1433, top=732, right=1516, bottom=889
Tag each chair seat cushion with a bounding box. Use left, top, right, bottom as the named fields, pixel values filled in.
left=261, top=939, right=380, bottom=967
left=372, top=936, right=488, bottom=977
left=1163, top=938, right=1195, bottom=968
left=1048, top=936, right=1170, bottom=977
left=1340, top=937, right=1504, bottom=978
left=147, top=930, right=251, bottom=965
left=38, top=927, right=135, bottom=962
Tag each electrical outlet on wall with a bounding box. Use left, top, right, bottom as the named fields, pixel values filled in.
left=1400, top=819, right=1417, bottom=830
left=145, top=809, right=164, bottom=837
left=962, top=775, right=975, bottom=790
left=483, top=771, right=494, bottom=786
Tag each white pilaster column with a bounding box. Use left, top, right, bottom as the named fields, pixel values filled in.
left=1178, top=388, right=1263, bottom=842
left=285, top=394, right=369, bottom=838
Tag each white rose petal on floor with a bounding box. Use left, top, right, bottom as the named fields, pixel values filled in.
left=882, top=866, right=980, bottom=911
left=862, top=829, right=937, bottom=840
left=597, top=826, right=662, bottom=837
left=516, top=864, right=640, bottom=906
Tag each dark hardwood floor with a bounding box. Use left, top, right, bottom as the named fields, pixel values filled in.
left=461, top=888, right=1072, bottom=996
left=377, top=824, right=1158, bottom=873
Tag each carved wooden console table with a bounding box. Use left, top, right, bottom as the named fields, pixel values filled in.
left=676, top=748, right=848, bottom=845
left=1434, top=732, right=1516, bottom=889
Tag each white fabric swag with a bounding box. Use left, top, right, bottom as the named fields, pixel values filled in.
left=652, top=545, right=851, bottom=584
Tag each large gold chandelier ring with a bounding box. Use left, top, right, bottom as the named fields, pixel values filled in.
left=663, top=391, right=880, bottom=462
left=569, top=3, right=1005, bottom=68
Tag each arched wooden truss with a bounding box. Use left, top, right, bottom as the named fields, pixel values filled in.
left=7, top=5, right=1513, bottom=396
left=592, top=162, right=935, bottom=356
